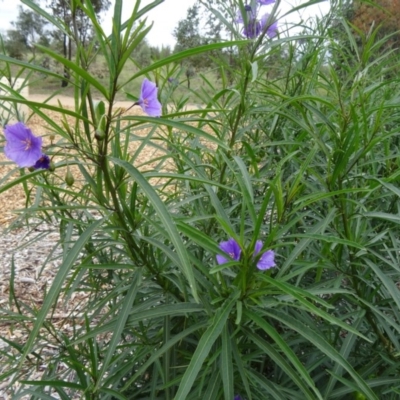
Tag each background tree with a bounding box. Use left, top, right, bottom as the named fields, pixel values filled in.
left=134, top=38, right=152, bottom=67
left=151, top=45, right=172, bottom=60
left=7, top=1, right=48, bottom=58
left=4, top=30, right=26, bottom=59
left=330, top=0, right=400, bottom=77
left=173, top=4, right=207, bottom=88
left=131, top=40, right=172, bottom=68
left=351, top=0, right=400, bottom=42
left=333, top=0, right=400, bottom=49
left=48, top=0, right=110, bottom=86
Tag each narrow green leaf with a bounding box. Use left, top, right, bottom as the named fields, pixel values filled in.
left=144, top=172, right=240, bottom=194
left=285, top=233, right=365, bottom=250
left=95, top=269, right=142, bottom=389
left=110, top=158, right=198, bottom=301
left=99, top=388, right=127, bottom=400
left=365, top=259, right=400, bottom=311
left=122, top=116, right=229, bottom=150
left=0, top=54, right=64, bottom=81
left=21, top=0, right=68, bottom=33
left=121, top=322, right=206, bottom=391
left=75, top=304, right=204, bottom=344
left=126, top=41, right=248, bottom=84
left=246, top=369, right=287, bottom=399
left=231, top=335, right=252, bottom=400
left=364, top=212, right=400, bottom=224
left=177, top=222, right=222, bottom=256
left=233, top=156, right=254, bottom=204
left=278, top=208, right=337, bottom=276
left=209, top=261, right=240, bottom=274
left=20, top=381, right=84, bottom=390
left=251, top=60, right=258, bottom=83
left=203, top=372, right=221, bottom=400
left=0, top=97, right=90, bottom=122
left=259, top=275, right=370, bottom=342
left=293, top=188, right=369, bottom=208
left=244, top=312, right=322, bottom=400
left=175, top=291, right=239, bottom=399
left=324, top=313, right=363, bottom=397
left=264, top=310, right=378, bottom=400
left=35, top=44, right=109, bottom=98
left=20, top=218, right=106, bottom=365
left=221, top=325, right=234, bottom=400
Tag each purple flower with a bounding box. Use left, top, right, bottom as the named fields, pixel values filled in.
left=216, top=238, right=241, bottom=265
left=237, top=8, right=278, bottom=39
left=258, top=0, right=275, bottom=5
left=234, top=396, right=243, bottom=400
left=236, top=13, right=278, bottom=39
left=236, top=4, right=254, bottom=23
left=33, top=154, right=50, bottom=170
left=4, top=122, right=43, bottom=168
left=243, top=18, right=262, bottom=39
left=138, top=78, right=162, bottom=117
left=260, top=13, right=278, bottom=38
left=254, top=240, right=276, bottom=270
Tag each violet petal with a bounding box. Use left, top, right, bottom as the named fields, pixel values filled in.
left=4, top=122, right=42, bottom=168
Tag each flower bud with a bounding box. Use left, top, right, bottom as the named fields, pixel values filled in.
left=65, top=170, right=74, bottom=187
left=49, top=134, right=55, bottom=142
left=95, top=129, right=105, bottom=141
left=48, top=162, right=56, bottom=172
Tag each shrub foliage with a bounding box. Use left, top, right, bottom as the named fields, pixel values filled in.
left=1, top=0, right=400, bottom=398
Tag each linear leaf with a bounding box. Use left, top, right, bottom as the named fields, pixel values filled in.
left=121, top=322, right=206, bottom=392
left=75, top=303, right=204, bottom=344
left=177, top=222, right=222, bottom=256
left=324, top=313, right=363, bottom=397
left=20, top=218, right=106, bottom=364
left=221, top=325, right=234, bottom=400
left=259, top=275, right=370, bottom=342
left=21, top=0, right=68, bottom=33
left=95, top=269, right=142, bottom=389
left=175, top=291, right=239, bottom=400
left=126, top=41, right=248, bottom=83
left=35, top=44, right=109, bottom=98
left=244, top=312, right=322, bottom=400
left=110, top=158, right=198, bottom=301
left=364, top=259, right=400, bottom=311
left=264, top=310, right=378, bottom=400
left=122, top=116, right=229, bottom=150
